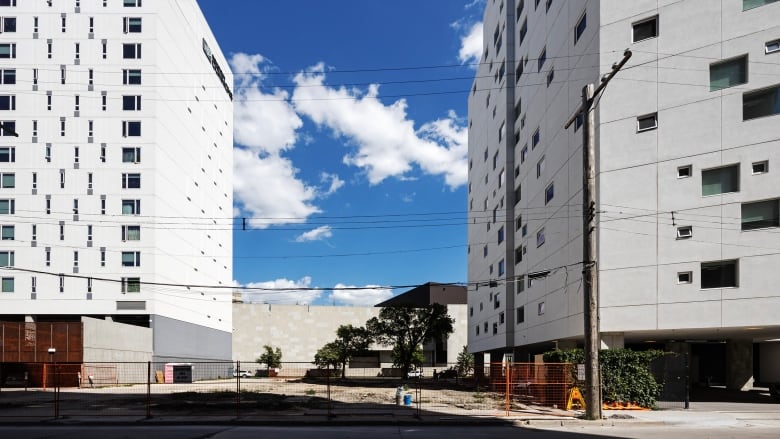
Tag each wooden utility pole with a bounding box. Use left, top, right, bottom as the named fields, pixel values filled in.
left=565, top=50, right=632, bottom=421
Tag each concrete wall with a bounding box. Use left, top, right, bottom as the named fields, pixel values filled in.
left=151, top=315, right=231, bottom=362
left=82, top=317, right=153, bottom=362
left=232, top=303, right=469, bottom=369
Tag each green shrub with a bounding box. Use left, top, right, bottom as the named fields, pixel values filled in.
left=543, top=348, right=666, bottom=408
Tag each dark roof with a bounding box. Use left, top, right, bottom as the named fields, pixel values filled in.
left=375, top=282, right=467, bottom=307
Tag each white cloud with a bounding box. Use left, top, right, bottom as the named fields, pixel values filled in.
left=320, top=172, right=345, bottom=197
left=458, top=22, right=483, bottom=67
left=464, top=0, right=485, bottom=10
left=230, top=53, right=303, bottom=155
left=230, top=53, right=321, bottom=227
left=233, top=148, right=320, bottom=228
left=241, top=276, right=321, bottom=304
left=295, top=225, right=333, bottom=243
left=291, top=68, right=468, bottom=189
left=330, top=284, right=394, bottom=306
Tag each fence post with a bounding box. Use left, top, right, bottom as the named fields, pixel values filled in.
left=146, top=361, right=151, bottom=419
left=505, top=362, right=511, bottom=416
left=326, top=365, right=333, bottom=418
left=415, top=376, right=421, bottom=419
left=54, top=362, right=59, bottom=419
left=684, top=353, right=690, bottom=409
left=236, top=360, right=241, bottom=418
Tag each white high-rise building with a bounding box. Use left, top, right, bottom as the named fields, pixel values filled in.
left=0, top=0, right=233, bottom=362
left=468, top=0, right=780, bottom=390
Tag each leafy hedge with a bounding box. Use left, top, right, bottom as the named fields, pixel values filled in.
left=543, top=348, right=666, bottom=408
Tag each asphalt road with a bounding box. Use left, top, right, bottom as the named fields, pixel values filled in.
left=0, top=425, right=778, bottom=439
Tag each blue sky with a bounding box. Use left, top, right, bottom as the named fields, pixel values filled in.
left=196, top=0, right=485, bottom=306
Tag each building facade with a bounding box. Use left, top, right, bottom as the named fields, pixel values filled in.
left=0, top=0, right=233, bottom=362
left=468, top=0, right=780, bottom=390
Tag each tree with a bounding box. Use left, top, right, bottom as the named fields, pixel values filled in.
left=455, top=345, right=474, bottom=377
left=256, top=345, right=282, bottom=373
left=366, top=304, right=455, bottom=377
left=313, top=324, right=371, bottom=378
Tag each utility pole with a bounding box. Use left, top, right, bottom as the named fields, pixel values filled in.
left=565, top=49, right=632, bottom=421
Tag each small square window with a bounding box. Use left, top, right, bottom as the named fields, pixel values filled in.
left=516, top=306, right=525, bottom=323
left=532, top=128, right=540, bottom=148
left=676, top=226, right=693, bottom=239
left=536, top=228, right=545, bottom=247
left=677, top=271, right=692, bottom=284
left=752, top=161, right=768, bottom=174
left=767, top=39, right=780, bottom=54
left=537, top=301, right=545, bottom=315
left=545, top=182, right=554, bottom=204
left=546, top=68, right=554, bottom=87
left=637, top=113, right=657, bottom=132
left=677, top=165, right=692, bottom=178
left=537, top=47, right=546, bottom=72
left=632, top=16, right=658, bottom=43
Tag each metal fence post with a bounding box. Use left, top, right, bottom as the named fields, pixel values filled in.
left=326, top=366, right=333, bottom=418
left=415, top=376, right=421, bottom=419
left=684, top=353, right=690, bottom=409
left=505, top=362, right=511, bottom=416
left=146, top=361, right=151, bottom=419
left=54, top=362, right=59, bottom=419
left=236, top=360, right=241, bottom=418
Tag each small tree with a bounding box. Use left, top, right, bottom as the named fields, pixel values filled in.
left=257, top=345, right=282, bottom=373
left=313, top=324, right=371, bottom=378
left=455, top=346, right=474, bottom=377
left=366, top=304, right=455, bottom=377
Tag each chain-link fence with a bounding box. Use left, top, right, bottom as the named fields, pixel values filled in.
left=0, top=361, right=578, bottom=419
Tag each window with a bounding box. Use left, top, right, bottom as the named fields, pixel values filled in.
left=123, top=69, right=141, bottom=85
left=677, top=225, right=693, bottom=239
left=537, top=302, right=545, bottom=316
left=498, top=226, right=505, bottom=244
left=121, top=173, right=141, bottom=189
left=100, top=145, right=106, bottom=162
left=637, top=113, right=657, bottom=131
left=0, top=95, right=14, bottom=110
left=0, top=173, right=11, bottom=188
left=677, top=271, right=692, bottom=284
left=0, top=120, right=14, bottom=136
left=678, top=165, right=692, bottom=178
left=475, top=325, right=479, bottom=335
left=0, top=199, right=14, bottom=214
left=122, top=43, right=141, bottom=59
left=100, top=249, right=105, bottom=266
left=492, top=322, right=498, bottom=335
left=32, top=173, right=36, bottom=189
left=45, top=199, right=50, bottom=214
left=31, top=276, right=35, bottom=293
left=545, top=182, right=554, bottom=205
left=45, top=249, right=50, bottom=266
left=0, top=18, right=14, bottom=34
left=0, top=69, right=14, bottom=84
left=702, top=164, right=739, bottom=196
left=519, top=19, right=528, bottom=46
left=532, top=128, right=540, bottom=148
left=743, top=0, right=779, bottom=10
left=122, top=95, right=141, bottom=111
left=575, top=12, right=587, bottom=44
left=741, top=199, right=779, bottom=230
left=499, top=312, right=505, bottom=324
left=121, top=277, right=141, bottom=293
left=701, top=260, right=738, bottom=289
left=0, top=250, right=12, bottom=266
left=536, top=156, right=545, bottom=178
left=536, top=228, right=545, bottom=247
left=537, top=47, right=546, bottom=72
left=122, top=225, right=141, bottom=241
left=522, top=224, right=527, bottom=237
left=516, top=306, right=525, bottom=324
left=0, top=277, right=12, bottom=293
left=124, top=0, right=142, bottom=6
left=515, top=246, right=523, bottom=263
left=498, top=259, right=505, bottom=276
left=122, top=121, right=141, bottom=137
left=122, top=199, right=140, bottom=215
left=520, top=145, right=528, bottom=163
left=632, top=16, right=658, bottom=43
left=710, top=55, right=748, bottom=91
left=0, top=1, right=16, bottom=6
left=752, top=161, right=768, bottom=174
left=0, top=224, right=12, bottom=240
left=123, top=147, right=141, bottom=163
left=743, top=84, right=780, bottom=120
left=73, top=251, right=79, bottom=268
left=123, top=17, right=142, bottom=33
left=767, top=39, right=780, bottom=54
left=574, top=113, right=584, bottom=131
left=514, top=186, right=521, bottom=205
left=0, top=43, right=15, bottom=59
left=546, top=68, right=554, bottom=87
left=121, top=251, right=140, bottom=267
left=87, top=225, right=92, bottom=241
left=498, top=121, right=505, bottom=142
left=498, top=169, right=505, bottom=188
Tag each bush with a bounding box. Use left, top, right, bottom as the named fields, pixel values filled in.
left=543, top=348, right=666, bottom=408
